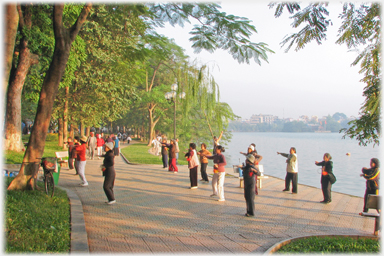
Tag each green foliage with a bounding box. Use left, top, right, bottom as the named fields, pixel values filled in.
left=5, top=178, right=70, bottom=252
left=276, top=236, right=380, bottom=253
left=149, top=3, right=274, bottom=64
left=282, top=121, right=311, bottom=132
left=19, top=2, right=272, bottom=147
left=65, top=4, right=148, bottom=128
left=269, top=3, right=332, bottom=52
left=337, top=3, right=381, bottom=146
left=270, top=2, right=381, bottom=146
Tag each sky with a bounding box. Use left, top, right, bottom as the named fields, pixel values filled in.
left=155, top=1, right=367, bottom=120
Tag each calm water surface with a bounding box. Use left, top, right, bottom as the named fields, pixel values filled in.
left=223, top=132, right=381, bottom=197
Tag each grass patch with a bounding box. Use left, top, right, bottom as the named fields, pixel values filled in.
left=4, top=134, right=65, bottom=164
left=5, top=177, right=70, bottom=253
left=121, top=143, right=188, bottom=165
left=276, top=236, right=380, bottom=253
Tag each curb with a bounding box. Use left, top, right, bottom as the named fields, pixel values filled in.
left=263, top=234, right=379, bottom=254
left=119, top=152, right=137, bottom=165
left=59, top=186, right=89, bottom=254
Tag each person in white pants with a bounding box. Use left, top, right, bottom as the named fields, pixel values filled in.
left=203, top=145, right=227, bottom=201
left=75, top=135, right=89, bottom=186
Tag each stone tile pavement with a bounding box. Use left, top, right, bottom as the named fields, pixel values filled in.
left=56, top=145, right=377, bottom=253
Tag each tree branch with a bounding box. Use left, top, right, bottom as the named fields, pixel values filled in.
left=149, top=62, right=162, bottom=91
left=69, top=3, right=92, bottom=42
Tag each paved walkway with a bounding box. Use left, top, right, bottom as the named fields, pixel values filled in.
left=57, top=144, right=376, bottom=253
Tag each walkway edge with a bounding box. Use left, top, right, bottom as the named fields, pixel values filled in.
left=263, top=234, right=379, bottom=254
left=59, top=186, right=89, bottom=254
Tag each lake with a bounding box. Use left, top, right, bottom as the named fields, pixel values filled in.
left=223, top=132, right=381, bottom=197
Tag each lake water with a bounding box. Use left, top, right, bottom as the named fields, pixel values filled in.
left=223, top=132, right=381, bottom=197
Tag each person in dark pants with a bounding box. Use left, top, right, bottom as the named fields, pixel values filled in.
left=100, top=142, right=116, bottom=204
left=66, top=137, right=75, bottom=170
left=161, top=138, right=168, bottom=168
left=185, top=143, right=200, bottom=189
left=197, top=143, right=212, bottom=182
left=241, top=154, right=261, bottom=217
left=72, top=136, right=80, bottom=175
left=360, top=158, right=380, bottom=214
left=162, top=139, right=178, bottom=173
left=315, top=153, right=333, bottom=204
left=277, top=147, right=298, bottom=194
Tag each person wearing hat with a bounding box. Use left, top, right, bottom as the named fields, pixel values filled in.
left=72, top=136, right=80, bottom=175
left=100, top=142, right=116, bottom=204
left=240, top=144, right=263, bottom=195
left=240, top=144, right=263, bottom=163
left=277, top=147, right=298, bottom=194
left=87, top=132, right=97, bottom=160
left=240, top=154, right=261, bottom=217
left=76, top=135, right=89, bottom=186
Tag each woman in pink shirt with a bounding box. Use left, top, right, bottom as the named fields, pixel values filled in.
left=204, top=145, right=227, bottom=201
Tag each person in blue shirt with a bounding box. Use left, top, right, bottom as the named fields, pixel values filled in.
left=113, top=136, right=120, bottom=156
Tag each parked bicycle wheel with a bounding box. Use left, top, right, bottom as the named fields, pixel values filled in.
left=45, top=172, right=55, bottom=197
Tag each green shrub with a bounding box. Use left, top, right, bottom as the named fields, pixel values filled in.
left=5, top=177, right=70, bottom=253
left=276, top=236, right=380, bottom=253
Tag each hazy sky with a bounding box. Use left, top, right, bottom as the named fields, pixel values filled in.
left=156, top=1, right=366, bottom=120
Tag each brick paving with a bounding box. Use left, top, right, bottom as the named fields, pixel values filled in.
left=57, top=144, right=376, bottom=253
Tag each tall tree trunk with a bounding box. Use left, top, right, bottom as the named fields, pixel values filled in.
left=8, top=3, right=92, bottom=191
left=86, top=127, right=90, bottom=137
left=63, top=86, right=69, bottom=149
left=80, top=120, right=85, bottom=136
left=4, top=4, right=38, bottom=152
left=147, top=104, right=160, bottom=146
left=69, top=123, right=75, bottom=139
left=58, top=117, right=64, bottom=147
left=4, top=4, right=19, bottom=106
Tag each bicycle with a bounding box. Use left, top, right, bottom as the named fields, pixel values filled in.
left=38, top=157, right=56, bottom=197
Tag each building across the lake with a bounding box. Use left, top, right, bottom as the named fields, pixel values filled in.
left=249, top=114, right=278, bottom=125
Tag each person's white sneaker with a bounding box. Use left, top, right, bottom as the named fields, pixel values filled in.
left=80, top=183, right=88, bottom=187
left=107, top=200, right=116, bottom=205
left=190, top=186, right=198, bottom=189
left=218, top=198, right=225, bottom=202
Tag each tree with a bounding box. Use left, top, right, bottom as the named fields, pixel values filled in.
left=4, top=4, right=19, bottom=105
left=8, top=2, right=274, bottom=190
left=63, top=4, right=147, bottom=139
left=332, top=112, right=348, bottom=122
left=8, top=4, right=92, bottom=191
left=4, top=4, right=39, bottom=151
left=269, top=2, right=381, bottom=146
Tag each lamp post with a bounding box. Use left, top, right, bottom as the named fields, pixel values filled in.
left=165, top=83, right=186, bottom=139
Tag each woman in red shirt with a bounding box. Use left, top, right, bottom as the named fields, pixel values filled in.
left=76, top=136, right=88, bottom=186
